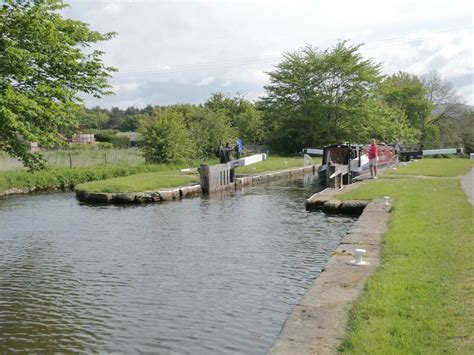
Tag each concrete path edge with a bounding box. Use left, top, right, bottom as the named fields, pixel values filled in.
left=267, top=197, right=391, bottom=354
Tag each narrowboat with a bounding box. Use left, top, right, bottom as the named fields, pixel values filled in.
left=317, top=143, right=396, bottom=186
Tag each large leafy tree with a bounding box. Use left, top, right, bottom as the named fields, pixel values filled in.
left=205, top=93, right=264, bottom=145
left=0, top=0, right=116, bottom=169
left=186, top=107, right=237, bottom=159
left=380, top=72, right=433, bottom=141
left=261, top=41, right=384, bottom=153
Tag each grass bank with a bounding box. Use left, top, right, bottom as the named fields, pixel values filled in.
left=75, top=172, right=199, bottom=193
left=337, top=159, right=473, bottom=353
left=0, top=163, right=199, bottom=195
left=388, top=158, right=472, bottom=177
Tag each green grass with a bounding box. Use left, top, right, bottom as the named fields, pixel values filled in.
left=387, top=158, right=473, bottom=177
left=75, top=172, right=199, bottom=193
left=336, top=161, right=473, bottom=353
left=236, top=156, right=319, bottom=174
left=0, top=148, right=146, bottom=171
left=0, top=162, right=202, bottom=194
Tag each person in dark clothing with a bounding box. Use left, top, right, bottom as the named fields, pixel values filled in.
left=218, top=145, right=226, bottom=163
left=224, top=142, right=234, bottom=162
left=224, top=142, right=235, bottom=182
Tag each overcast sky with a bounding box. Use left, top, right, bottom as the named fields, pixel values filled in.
left=63, top=0, right=473, bottom=108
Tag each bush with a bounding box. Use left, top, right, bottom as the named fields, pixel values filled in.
left=96, top=142, right=114, bottom=149
left=109, top=135, right=130, bottom=149
left=140, top=109, right=196, bottom=163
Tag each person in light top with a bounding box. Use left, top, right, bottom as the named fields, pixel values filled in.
left=368, top=138, right=379, bottom=179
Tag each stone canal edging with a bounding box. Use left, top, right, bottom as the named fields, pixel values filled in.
left=268, top=191, right=391, bottom=354
left=75, top=165, right=317, bottom=204
left=305, top=181, right=370, bottom=215
left=236, top=165, right=316, bottom=187
left=75, top=184, right=202, bottom=203
left=0, top=185, right=69, bottom=198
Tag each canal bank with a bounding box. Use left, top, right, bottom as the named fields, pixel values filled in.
left=275, top=161, right=473, bottom=354
left=268, top=180, right=389, bottom=354
left=75, top=165, right=317, bottom=204
left=268, top=197, right=390, bottom=354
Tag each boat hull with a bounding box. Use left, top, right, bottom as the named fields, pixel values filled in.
left=317, top=144, right=396, bottom=186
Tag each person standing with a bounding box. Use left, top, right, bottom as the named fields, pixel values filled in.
left=235, top=138, right=243, bottom=159
left=218, top=144, right=226, bottom=164
left=224, top=142, right=234, bottom=162
left=368, top=138, right=379, bottom=179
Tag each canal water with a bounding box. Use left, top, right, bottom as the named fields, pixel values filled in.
left=0, top=177, right=355, bottom=354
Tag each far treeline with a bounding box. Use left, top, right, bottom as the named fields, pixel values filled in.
left=79, top=43, right=473, bottom=163
left=1, top=1, right=472, bottom=170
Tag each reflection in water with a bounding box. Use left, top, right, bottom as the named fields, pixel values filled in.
left=0, top=177, right=355, bottom=354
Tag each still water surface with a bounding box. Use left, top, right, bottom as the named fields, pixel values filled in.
left=0, top=177, right=355, bottom=354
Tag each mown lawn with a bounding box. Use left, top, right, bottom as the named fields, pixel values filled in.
left=337, top=159, right=473, bottom=354
left=75, top=172, right=199, bottom=193
left=386, top=158, right=473, bottom=177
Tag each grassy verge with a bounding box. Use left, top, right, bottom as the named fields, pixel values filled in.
left=387, top=158, right=473, bottom=177
left=0, top=162, right=204, bottom=194
left=336, top=160, right=473, bottom=353
left=75, top=172, right=199, bottom=193
left=236, top=156, right=319, bottom=174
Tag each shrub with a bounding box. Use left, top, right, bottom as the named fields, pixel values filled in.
left=140, top=109, right=196, bottom=163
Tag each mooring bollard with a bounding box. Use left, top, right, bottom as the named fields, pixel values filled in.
left=384, top=196, right=391, bottom=206
left=351, top=248, right=369, bottom=266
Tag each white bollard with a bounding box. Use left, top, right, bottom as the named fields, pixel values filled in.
left=384, top=196, right=391, bottom=206
left=355, top=249, right=365, bottom=264
left=350, top=248, right=369, bottom=266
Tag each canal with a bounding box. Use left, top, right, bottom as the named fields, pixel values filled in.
left=0, top=176, right=355, bottom=354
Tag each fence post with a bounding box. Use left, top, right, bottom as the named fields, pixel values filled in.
left=104, top=151, right=107, bottom=166
left=69, top=153, right=72, bottom=169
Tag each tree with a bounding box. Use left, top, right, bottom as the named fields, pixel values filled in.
left=139, top=108, right=195, bottom=164
left=76, top=106, right=109, bottom=130
left=205, top=93, right=264, bottom=145
left=261, top=41, right=385, bottom=153
left=0, top=0, right=116, bottom=169
left=421, top=71, right=463, bottom=124
left=186, top=107, right=237, bottom=159
left=380, top=72, right=432, bottom=140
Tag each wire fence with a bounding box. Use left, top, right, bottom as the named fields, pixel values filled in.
left=0, top=149, right=146, bottom=171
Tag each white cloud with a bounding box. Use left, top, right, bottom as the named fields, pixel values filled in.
left=64, top=0, right=473, bottom=107
left=196, top=76, right=215, bottom=86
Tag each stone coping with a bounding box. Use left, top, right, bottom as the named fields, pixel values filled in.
left=267, top=198, right=391, bottom=355
left=305, top=182, right=370, bottom=215
left=76, top=184, right=202, bottom=204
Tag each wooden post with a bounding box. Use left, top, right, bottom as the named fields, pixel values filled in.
left=69, top=153, right=72, bottom=169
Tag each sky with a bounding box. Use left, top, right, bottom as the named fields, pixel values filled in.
left=63, top=0, right=474, bottom=108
